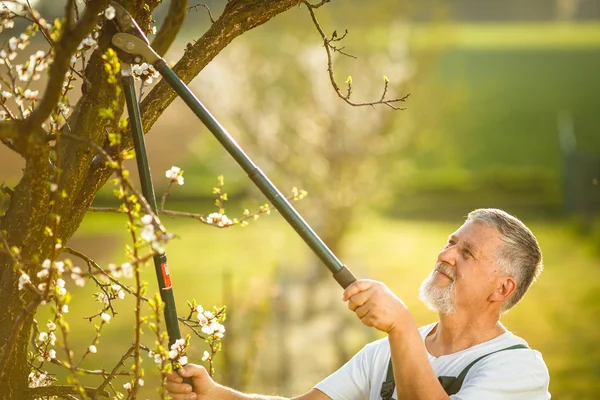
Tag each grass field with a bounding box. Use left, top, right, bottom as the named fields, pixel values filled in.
left=36, top=211, right=600, bottom=399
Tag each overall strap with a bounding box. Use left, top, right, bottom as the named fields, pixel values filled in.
left=380, top=344, right=528, bottom=399
left=380, top=356, right=396, bottom=400
left=443, top=344, right=528, bottom=395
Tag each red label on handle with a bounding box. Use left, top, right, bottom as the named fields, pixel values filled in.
left=161, top=262, right=172, bottom=289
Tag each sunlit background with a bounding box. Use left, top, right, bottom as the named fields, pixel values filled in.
left=1, top=0, right=599, bottom=398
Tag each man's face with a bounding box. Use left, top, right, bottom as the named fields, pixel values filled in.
left=419, top=220, right=506, bottom=315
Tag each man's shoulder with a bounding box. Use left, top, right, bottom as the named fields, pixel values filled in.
left=362, top=323, right=437, bottom=354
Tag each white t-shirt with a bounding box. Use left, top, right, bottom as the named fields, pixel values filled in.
left=314, top=323, right=550, bottom=400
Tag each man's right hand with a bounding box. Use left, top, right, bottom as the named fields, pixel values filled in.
left=165, top=364, right=218, bottom=400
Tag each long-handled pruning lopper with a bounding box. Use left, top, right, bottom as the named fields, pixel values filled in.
left=110, top=0, right=357, bottom=372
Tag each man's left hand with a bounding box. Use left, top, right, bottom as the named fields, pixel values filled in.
left=343, top=279, right=411, bottom=334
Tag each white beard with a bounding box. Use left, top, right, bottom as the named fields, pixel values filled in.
left=419, top=270, right=456, bottom=315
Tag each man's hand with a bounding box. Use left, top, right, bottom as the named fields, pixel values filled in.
left=343, top=279, right=411, bottom=334
left=165, top=364, right=218, bottom=400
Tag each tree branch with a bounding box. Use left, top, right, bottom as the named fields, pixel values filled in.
left=151, top=0, right=188, bottom=57
left=24, top=385, right=109, bottom=399
left=96, top=345, right=135, bottom=393
left=302, top=0, right=410, bottom=110
left=188, top=3, right=217, bottom=23
left=23, top=0, right=109, bottom=135
left=0, top=121, right=21, bottom=142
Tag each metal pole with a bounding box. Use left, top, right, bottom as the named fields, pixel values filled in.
left=152, top=60, right=357, bottom=289
left=122, top=72, right=183, bottom=344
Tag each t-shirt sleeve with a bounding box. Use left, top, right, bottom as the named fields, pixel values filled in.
left=450, top=350, right=551, bottom=400
left=313, top=342, right=375, bottom=400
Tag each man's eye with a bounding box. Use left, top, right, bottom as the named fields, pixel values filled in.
left=463, top=249, right=472, bottom=258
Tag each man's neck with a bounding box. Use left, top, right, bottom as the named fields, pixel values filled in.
left=425, top=312, right=506, bottom=357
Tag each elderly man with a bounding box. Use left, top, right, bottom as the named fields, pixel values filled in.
left=166, top=208, right=550, bottom=399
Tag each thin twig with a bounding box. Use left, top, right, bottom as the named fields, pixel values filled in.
left=96, top=345, right=136, bottom=392
left=188, top=3, right=216, bottom=23
left=302, top=0, right=410, bottom=110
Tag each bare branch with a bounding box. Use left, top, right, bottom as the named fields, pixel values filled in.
left=303, top=0, right=331, bottom=8
left=152, top=0, right=188, bottom=56
left=302, top=0, right=410, bottom=110
left=96, top=344, right=135, bottom=392
left=24, top=385, right=109, bottom=399
left=188, top=3, right=216, bottom=23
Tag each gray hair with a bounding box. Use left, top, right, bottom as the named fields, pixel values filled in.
left=467, top=208, right=543, bottom=312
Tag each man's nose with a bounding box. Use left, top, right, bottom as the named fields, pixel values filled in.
left=437, top=245, right=457, bottom=266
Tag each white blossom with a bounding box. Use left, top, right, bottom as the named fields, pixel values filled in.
left=141, top=224, right=156, bottom=242
left=89, top=345, right=97, bottom=353
left=61, top=304, right=68, bottom=313
left=107, top=263, right=121, bottom=278
left=104, top=5, right=116, bottom=20
left=8, top=37, right=17, bottom=51
left=179, top=356, right=188, bottom=366
left=2, top=91, right=12, bottom=99
left=132, top=62, right=159, bottom=84
left=168, top=349, right=178, bottom=359
left=28, top=370, right=52, bottom=388
left=117, top=290, right=125, bottom=299
left=47, top=321, right=56, bottom=331
left=55, top=261, right=65, bottom=274
left=141, top=214, right=153, bottom=225
left=56, top=278, right=65, bottom=288
left=18, top=273, right=30, bottom=290
left=48, top=349, right=56, bottom=359
left=38, top=332, right=48, bottom=342
left=201, top=325, right=213, bottom=335
left=195, top=305, right=204, bottom=314
left=97, top=292, right=109, bottom=304
left=23, top=89, right=38, bottom=100
left=202, top=351, right=210, bottom=361
left=138, top=378, right=144, bottom=386
left=101, top=312, right=111, bottom=323
left=49, top=332, right=56, bottom=346
left=206, top=213, right=233, bottom=227
left=165, top=166, right=181, bottom=179
left=121, top=262, right=133, bottom=278
left=151, top=240, right=165, bottom=255
left=123, top=382, right=131, bottom=390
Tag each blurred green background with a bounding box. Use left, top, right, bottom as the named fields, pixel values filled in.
left=2, top=0, right=600, bottom=398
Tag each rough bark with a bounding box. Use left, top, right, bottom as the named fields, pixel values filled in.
left=0, top=0, right=301, bottom=397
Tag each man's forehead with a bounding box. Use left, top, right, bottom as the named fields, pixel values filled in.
left=450, top=221, right=503, bottom=247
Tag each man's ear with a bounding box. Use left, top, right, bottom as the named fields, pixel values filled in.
left=489, top=276, right=517, bottom=304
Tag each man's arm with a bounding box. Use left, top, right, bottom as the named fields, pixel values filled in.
left=165, top=364, right=331, bottom=400
left=388, top=322, right=449, bottom=400
left=343, top=279, right=450, bottom=400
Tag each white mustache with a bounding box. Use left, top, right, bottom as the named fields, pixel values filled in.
left=435, top=262, right=456, bottom=281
